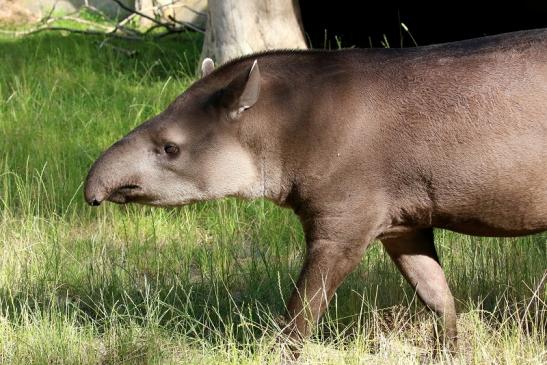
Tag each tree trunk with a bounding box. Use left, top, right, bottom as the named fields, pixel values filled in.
left=201, top=0, right=307, bottom=65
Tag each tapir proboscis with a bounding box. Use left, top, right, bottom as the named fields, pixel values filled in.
left=85, top=29, right=547, bottom=357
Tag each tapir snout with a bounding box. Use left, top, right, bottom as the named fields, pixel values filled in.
left=84, top=137, right=146, bottom=206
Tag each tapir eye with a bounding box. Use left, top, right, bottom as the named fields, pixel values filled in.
left=164, top=143, right=179, bottom=155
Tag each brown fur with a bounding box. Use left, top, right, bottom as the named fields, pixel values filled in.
left=85, top=29, right=547, bottom=357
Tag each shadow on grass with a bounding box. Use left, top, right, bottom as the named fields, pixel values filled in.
left=1, top=229, right=545, bottom=346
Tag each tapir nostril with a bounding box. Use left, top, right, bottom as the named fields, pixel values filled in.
left=120, top=184, right=140, bottom=190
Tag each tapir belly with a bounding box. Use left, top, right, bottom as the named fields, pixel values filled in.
left=434, top=210, right=547, bottom=237
left=429, top=144, right=547, bottom=237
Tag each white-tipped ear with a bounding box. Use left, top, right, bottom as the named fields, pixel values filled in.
left=237, top=60, right=260, bottom=113
left=201, top=58, right=215, bottom=77
left=221, top=60, right=261, bottom=120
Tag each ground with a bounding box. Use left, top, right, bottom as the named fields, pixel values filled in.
left=0, top=31, right=545, bottom=364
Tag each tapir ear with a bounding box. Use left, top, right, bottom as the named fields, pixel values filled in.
left=222, top=60, right=261, bottom=119
left=201, top=58, right=215, bottom=77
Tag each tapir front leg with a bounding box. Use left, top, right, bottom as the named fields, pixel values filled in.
left=281, top=233, right=371, bottom=357
left=381, top=229, right=457, bottom=351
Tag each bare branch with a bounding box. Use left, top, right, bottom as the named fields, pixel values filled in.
left=167, top=15, right=204, bottom=33
left=144, top=23, right=165, bottom=35
left=153, top=27, right=189, bottom=39
left=111, top=0, right=173, bottom=29
left=117, top=12, right=138, bottom=27
left=112, top=0, right=202, bottom=33
left=151, top=1, right=207, bottom=18
left=40, top=2, right=58, bottom=25
left=0, top=26, right=141, bottom=40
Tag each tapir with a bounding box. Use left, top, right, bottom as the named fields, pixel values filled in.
left=85, top=28, right=547, bottom=355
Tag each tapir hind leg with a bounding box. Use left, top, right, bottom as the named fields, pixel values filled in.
left=381, top=228, right=457, bottom=351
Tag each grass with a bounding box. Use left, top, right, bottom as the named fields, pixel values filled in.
left=0, top=31, right=546, bottom=364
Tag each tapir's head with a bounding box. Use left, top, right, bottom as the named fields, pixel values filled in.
left=84, top=58, right=263, bottom=206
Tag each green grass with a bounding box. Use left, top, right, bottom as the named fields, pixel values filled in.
left=0, top=31, right=546, bottom=364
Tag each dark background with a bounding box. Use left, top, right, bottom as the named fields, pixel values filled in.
left=299, top=1, right=547, bottom=48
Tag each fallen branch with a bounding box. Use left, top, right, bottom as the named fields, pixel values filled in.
left=0, top=26, right=141, bottom=40
left=1, top=0, right=203, bottom=41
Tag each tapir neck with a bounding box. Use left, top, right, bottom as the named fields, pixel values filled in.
left=255, top=150, right=294, bottom=206
left=239, top=126, right=294, bottom=207
left=238, top=108, right=298, bottom=207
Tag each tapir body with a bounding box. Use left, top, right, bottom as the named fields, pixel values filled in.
left=85, top=29, right=547, bottom=355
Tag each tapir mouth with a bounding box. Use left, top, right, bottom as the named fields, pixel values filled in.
left=106, top=184, right=143, bottom=204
